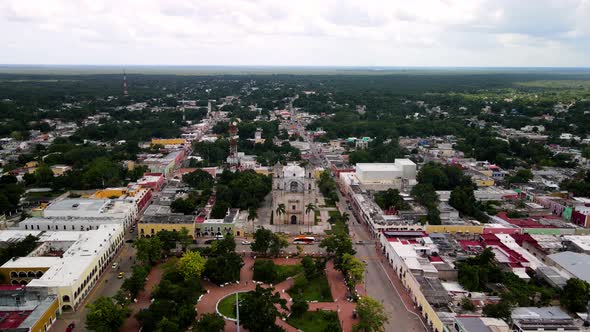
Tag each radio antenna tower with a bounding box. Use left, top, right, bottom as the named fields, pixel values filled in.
left=123, top=69, right=129, bottom=96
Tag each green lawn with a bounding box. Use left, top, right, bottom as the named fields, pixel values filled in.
left=324, top=198, right=337, bottom=207
left=217, top=293, right=238, bottom=319
left=287, top=310, right=341, bottom=332
left=328, top=210, right=340, bottom=219
left=275, top=264, right=304, bottom=283
left=288, top=273, right=333, bottom=302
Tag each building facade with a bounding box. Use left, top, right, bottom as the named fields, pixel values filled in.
left=272, top=163, right=317, bottom=226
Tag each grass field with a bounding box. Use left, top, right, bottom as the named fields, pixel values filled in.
left=217, top=293, right=238, bottom=319
left=288, top=273, right=333, bottom=302
left=275, top=264, right=304, bottom=283
left=287, top=310, right=341, bottom=332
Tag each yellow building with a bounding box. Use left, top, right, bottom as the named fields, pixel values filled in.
left=139, top=215, right=195, bottom=238
left=0, top=287, right=59, bottom=332
left=26, top=161, right=39, bottom=169
left=474, top=178, right=495, bottom=187
left=31, top=203, right=49, bottom=217
left=151, top=138, right=187, bottom=146
left=92, top=188, right=128, bottom=199
left=0, top=257, right=59, bottom=286
left=425, top=224, right=484, bottom=234
left=50, top=165, right=72, bottom=176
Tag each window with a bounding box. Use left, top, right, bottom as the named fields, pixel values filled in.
left=290, top=181, right=299, bottom=192
left=36, top=225, right=39, bottom=230
left=63, top=225, right=66, bottom=230
left=25, top=225, right=28, bottom=230
left=292, top=205, right=296, bottom=210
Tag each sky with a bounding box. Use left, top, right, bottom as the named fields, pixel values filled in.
left=1, top=0, right=589, bottom=67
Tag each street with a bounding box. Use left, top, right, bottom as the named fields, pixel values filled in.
left=334, top=176, right=427, bottom=332
left=49, top=231, right=138, bottom=332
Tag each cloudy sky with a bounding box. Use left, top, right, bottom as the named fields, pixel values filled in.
left=1, top=0, right=589, bottom=67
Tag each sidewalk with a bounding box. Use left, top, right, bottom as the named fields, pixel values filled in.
left=120, top=264, right=164, bottom=331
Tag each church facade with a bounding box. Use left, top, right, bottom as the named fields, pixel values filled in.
left=272, top=162, right=317, bottom=225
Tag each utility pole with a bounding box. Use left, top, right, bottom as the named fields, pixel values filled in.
left=236, top=292, right=240, bottom=332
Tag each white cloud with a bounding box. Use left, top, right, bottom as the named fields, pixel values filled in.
left=0, top=0, right=588, bottom=66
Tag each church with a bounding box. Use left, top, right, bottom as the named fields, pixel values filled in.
left=272, top=162, right=317, bottom=226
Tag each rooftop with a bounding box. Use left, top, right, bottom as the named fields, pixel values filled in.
left=0, top=256, right=61, bottom=269
left=547, top=251, right=590, bottom=283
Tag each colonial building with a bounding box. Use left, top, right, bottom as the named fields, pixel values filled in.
left=272, top=162, right=316, bottom=226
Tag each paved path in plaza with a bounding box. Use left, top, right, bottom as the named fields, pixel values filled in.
left=196, top=256, right=362, bottom=332
left=120, top=263, right=164, bottom=332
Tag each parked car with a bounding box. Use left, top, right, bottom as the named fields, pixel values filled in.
left=241, top=240, right=251, bottom=245
left=66, top=322, right=75, bottom=332
left=204, top=239, right=217, bottom=245
left=112, top=262, right=118, bottom=269
left=117, top=272, right=125, bottom=279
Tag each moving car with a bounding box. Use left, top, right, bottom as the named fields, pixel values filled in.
left=241, top=240, right=251, bottom=245
left=117, top=272, right=125, bottom=279
left=112, top=262, right=118, bottom=269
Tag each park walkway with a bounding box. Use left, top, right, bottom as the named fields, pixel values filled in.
left=120, top=264, right=164, bottom=331
left=196, top=255, right=364, bottom=332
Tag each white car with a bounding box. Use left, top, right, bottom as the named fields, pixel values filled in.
left=241, top=240, right=251, bottom=245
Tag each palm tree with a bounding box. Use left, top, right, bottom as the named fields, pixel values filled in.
left=342, top=212, right=350, bottom=223
left=248, top=208, right=258, bottom=234
left=248, top=208, right=258, bottom=222
left=305, top=203, right=317, bottom=233
left=276, top=203, right=286, bottom=232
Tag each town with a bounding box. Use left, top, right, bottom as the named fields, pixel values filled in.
left=1, top=68, right=590, bottom=332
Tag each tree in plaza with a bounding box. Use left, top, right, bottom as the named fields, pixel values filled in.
left=178, top=227, right=192, bottom=251
left=290, top=297, right=309, bottom=318
left=353, top=296, right=389, bottom=332
left=341, top=253, right=365, bottom=291
left=155, top=317, right=180, bottom=332
left=182, top=169, right=214, bottom=190
left=320, top=229, right=355, bottom=269
left=203, top=233, right=243, bottom=284
left=301, top=256, right=317, bottom=278
left=341, top=212, right=350, bottom=222
left=323, top=320, right=342, bottom=332
left=253, top=259, right=278, bottom=283
left=269, top=233, right=289, bottom=257
left=561, top=278, right=590, bottom=313
left=251, top=228, right=273, bottom=255
left=177, top=251, right=206, bottom=281
left=240, top=285, right=287, bottom=332
left=134, top=237, right=163, bottom=265
left=85, top=297, right=128, bottom=332
left=193, top=313, right=225, bottom=332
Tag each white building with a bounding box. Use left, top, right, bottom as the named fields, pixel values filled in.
left=352, top=159, right=417, bottom=191
left=38, top=198, right=137, bottom=229
left=1, top=225, right=124, bottom=312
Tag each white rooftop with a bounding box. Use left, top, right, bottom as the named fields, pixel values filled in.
left=564, top=235, right=590, bottom=251
left=27, top=224, right=123, bottom=287
left=0, top=230, right=42, bottom=243
left=1, top=256, right=61, bottom=269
